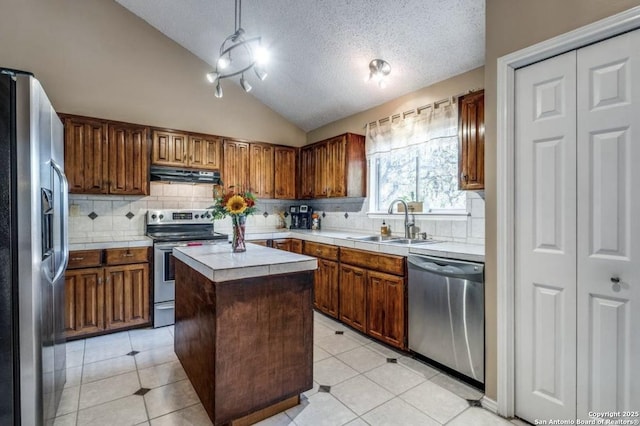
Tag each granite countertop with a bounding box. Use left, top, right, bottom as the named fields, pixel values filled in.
left=173, top=242, right=318, bottom=282
left=243, top=229, right=485, bottom=263
left=69, top=236, right=153, bottom=251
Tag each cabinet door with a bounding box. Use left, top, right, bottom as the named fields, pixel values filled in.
left=327, top=136, right=347, bottom=197
left=189, top=135, right=221, bottom=170
left=273, top=239, right=292, bottom=252
left=367, top=271, right=406, bottom=349
left=314, top=259, right=339, bottom=318
left=339, top=264, right=367, bottom=332
left=63, top=117, right=108, bottom=194
left=290, top=239, right=303, bottom=254
left=313, top=143, right=328, bottom=197
left=152, top=130, right=188, bottom=167
left=299, top=147, right=315, bottom=198
left=64, top=268, right=104, bottom=338
left=249, top=144, right=274, bottom=198
left=274, top=146, right=296, bottom=199
left=108, top=124, right=149, bottom=195
left=104, top=264, right=150, bottom=330
left=222, top=140, right=250, bottom=190
left=458, top=90, right=484, bottom=190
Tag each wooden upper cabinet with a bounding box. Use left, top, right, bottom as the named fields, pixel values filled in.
left=458, top=90, right=485, bottom=190
left=63, top=116, right=108, bottom=194
left=274, top=146, right=296, bottom=199
left=152, top=130, right=188, bottom=167
left=304, top=133, right=366, bottom=199
left=62, top=114, right=150, bottom=196
left=249, top=143, right=274, bottom=198
left=313, top=142, right=328, bottom=197
left=299, top=146, right=315, bottom=199
left=222, top=140, right=250, bottom=190
left=189, top=134, right=221, bottom=170
left=108, top=123, right=149, bottom=195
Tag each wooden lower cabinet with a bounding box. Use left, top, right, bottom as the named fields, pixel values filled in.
left=64, top=248, right=151, bottom=339
left=290, top=239, right=303, bottom=254
left=338, top=264, right=367, bottom=332
left=272, top=239, right=292, bottom=252
left=314, top=259, right=339, bottom=318
left=104, top=264, right=149, bottom=330
left=64, top=268, right=105, bottom=338
left=366, top=271, right=406, bottom=349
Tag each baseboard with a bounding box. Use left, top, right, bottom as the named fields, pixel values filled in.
left=481, top=396, right=498, bottom=414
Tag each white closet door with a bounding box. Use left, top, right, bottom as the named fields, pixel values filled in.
left=576, top=28, right=640, bottom=418
left=515, top=51, right=577, bottom=422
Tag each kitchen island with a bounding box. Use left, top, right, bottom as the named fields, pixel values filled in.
left=172, top=242, right=317, bottom=426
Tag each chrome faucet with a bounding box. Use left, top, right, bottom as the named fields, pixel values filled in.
left=387, top=199, right=415, bottom=239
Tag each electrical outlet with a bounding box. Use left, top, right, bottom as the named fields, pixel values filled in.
left=69, top=204, right=80, bottom=216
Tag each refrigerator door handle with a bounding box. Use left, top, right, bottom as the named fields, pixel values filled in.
left=50, top=159, right=69, bottom=283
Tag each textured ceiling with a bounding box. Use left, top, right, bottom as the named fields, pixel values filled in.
left=115, top=0, right=485, bottom=132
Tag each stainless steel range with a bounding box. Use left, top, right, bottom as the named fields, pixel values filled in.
left=146, top=209, right=228, bottom=327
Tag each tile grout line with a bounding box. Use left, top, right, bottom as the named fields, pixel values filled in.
left=130, top=329, right=152, bottom=424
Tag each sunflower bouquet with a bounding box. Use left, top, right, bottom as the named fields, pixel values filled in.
left=210, top=185, right=258, bottom=252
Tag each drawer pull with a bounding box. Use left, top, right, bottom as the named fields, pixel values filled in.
left=316, top=249, right=321, bottom=253
left=123, top=253, right=134, bottom=257
left=71, top=257, right=84, bottom=261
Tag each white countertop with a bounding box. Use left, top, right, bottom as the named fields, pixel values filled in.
left=173, top=242, right=318, bottom=282
left=244, top=229, right=485, bottom=263
left=69, top=237, right=153, bottom=251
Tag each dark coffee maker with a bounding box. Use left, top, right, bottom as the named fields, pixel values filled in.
left=289, top=205, right=312, bottom=229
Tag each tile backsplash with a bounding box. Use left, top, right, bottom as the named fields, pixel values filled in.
left=69, top=183, right=484, bottom=245
left=310, top=191, right=484, bottom=245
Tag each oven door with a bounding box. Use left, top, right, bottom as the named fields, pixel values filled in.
left=154, top=242, right=178, bottom=303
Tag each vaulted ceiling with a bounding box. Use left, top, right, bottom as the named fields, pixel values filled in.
left=115, top=0, right=485, bottom=131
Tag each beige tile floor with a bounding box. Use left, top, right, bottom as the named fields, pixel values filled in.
left=50, top=312, right=525, bottom=425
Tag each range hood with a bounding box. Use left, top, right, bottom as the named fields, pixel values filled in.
left=150, top=165, right=222, bottom=184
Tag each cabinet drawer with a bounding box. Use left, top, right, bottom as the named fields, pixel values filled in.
left=303, top=241, right=339, bottom=261
left=340, top=247, right=405, bottom=276
left=104, top=247, right=149, bottom=265
left=67, top=250, right=102, bottom=269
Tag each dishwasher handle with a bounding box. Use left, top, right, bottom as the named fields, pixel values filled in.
left=408, top=255, right=484, bottom=281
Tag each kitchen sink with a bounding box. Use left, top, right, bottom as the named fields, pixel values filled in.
left=384, top=238, right=439, bottom=245
left=347, top=235, right=398, bottom=242
left=347, top=235, right=439, bottom=245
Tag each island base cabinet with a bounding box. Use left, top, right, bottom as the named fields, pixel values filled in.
left=366, top=271, right=406, bottom=350
left=174, top=260, right=313, bottom=426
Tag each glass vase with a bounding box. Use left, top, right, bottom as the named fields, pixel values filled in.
left=231, top=214, right=246, bottom=253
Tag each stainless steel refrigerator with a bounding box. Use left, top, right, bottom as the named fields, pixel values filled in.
left=0, top=69, right=69, bottom=425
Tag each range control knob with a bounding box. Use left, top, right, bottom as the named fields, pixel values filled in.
left=159, top=214, right=164, bottom=220
left=195, top=214, right=199, bottom=219
left=205, top=213, right=211, bottom=219
left=151, top=214, right=157, bottom=220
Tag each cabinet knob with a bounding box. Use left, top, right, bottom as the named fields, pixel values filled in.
left=460, top=173, right=468, bottom=182
left=610, top=276, right=620, bottom=283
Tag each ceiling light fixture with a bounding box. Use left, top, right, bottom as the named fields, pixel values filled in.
left=366, top=59, right=391, bottom=89
left=206, top=0, right=268, bottom=97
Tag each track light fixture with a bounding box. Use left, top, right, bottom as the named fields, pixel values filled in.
left=205, top=0, right=268, bottom=98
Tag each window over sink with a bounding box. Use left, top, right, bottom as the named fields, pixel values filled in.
left=366, top=103, right=465, bottom=213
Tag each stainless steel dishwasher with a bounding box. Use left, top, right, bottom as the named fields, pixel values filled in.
left=408, top=254, right=485, bottom=385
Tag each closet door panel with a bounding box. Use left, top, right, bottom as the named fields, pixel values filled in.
left=514, top=50, right=577, bottom=423
left=576, top=28, right=640, bottom=418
